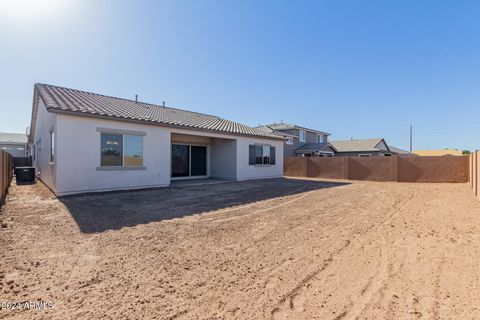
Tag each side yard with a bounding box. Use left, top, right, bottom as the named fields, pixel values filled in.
left=1, top=178, right=480, bottom=319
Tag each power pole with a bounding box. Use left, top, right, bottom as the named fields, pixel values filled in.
left=410, top=124, right=413, bottom=152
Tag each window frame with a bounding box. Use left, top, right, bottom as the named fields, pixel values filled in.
left=97, top=129, right=146, bottom=170
left=286, top=137, right=294, bottom=145
left=299, top=130, right=306, bottom=142
left=49, top=128, right=55, bottom=164
left=249, top=144, right=276, bottom=166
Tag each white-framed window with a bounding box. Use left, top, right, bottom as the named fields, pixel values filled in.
left=100, top=133, right=144, bottom=167
left=49, top=130, right=55, bottom=163
left=286, top=137, right=294, bottom=145
left=359, top=154, right=371, bottom=157
left=299, top=130, right=306, bottom=142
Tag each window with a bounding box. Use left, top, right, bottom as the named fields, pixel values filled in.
left=249, top=144, right=276, bottom=165
left=49, top=131, right=55, bottom=163
left=101, top=133, right=143, bottom=167
left=299, top=130, right=306, bottom=142
left=286, top=137, right=293, bottom=145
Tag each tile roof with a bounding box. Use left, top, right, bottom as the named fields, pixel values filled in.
left=330, top=138, right=389, bottom=152
left=256, top=123, right=330, bottom=135
left=0, top=132, right=27, bottom=144
left=295, top=143, right=336, bottom=153
left=35, top=83, right=282, bottom=140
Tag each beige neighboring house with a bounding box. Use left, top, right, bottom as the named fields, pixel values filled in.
left=330, top=138, right=392, bottom=157
left=413, top=149, right=463, bottom=156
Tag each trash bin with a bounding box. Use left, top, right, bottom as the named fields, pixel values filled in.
left=15, top=167, right=35, bottom=184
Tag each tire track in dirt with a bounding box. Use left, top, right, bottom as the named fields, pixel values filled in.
left=270, top=239, right=352, bottom=320
left=333, top=188, right=417, bottom=320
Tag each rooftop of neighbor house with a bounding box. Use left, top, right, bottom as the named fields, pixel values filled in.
left=33, top=83, right=283, bottom=140
left=255, top=122, right=331, bottom=136
left=389, top=146, right=412, bottom=155
left=0, top=132, right=28, bottom=144
left=329, top=138, right=389, bottom=152
left=413, top=149, right=463, bottom=156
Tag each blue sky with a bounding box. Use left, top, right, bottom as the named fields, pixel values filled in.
left=1, top=0, right=479, bottom=151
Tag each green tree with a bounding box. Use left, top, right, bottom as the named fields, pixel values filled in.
left=462, top=150, right=471, bottom=155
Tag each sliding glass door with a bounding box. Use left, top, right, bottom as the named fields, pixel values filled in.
left=171, top=144, right=207, bottom=177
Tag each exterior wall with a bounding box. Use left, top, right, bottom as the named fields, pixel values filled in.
left=334, top=151, right=385, bottom=157
left=48, top=113, right=284, bottom=195
left=281, top=129, right=328, bottom=157
left=32, top=99, right=57, bottom=192
left=0, top=143, right=26, bottom=157
left=210, top=138, right=237, bottom=180
left=55, top=114, right=171, bottom=195
left=235, top=137, right=284, bottom=181
left=284, top=155, right=468, bottom=183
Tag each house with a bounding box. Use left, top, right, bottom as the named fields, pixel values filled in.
left=329, top=138, right=392, bottom=157
left=0, top=132, right=27, bottom=157
left=256, top=122, right=335, bottom=157
left=389, top=146, right=412, bottom=156
left=29, top=84, right=284, bottom=196
left=413, top=149, right=463, bottom=156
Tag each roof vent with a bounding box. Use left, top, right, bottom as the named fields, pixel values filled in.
left=162, top=101, right=165, bottom=107
left=135, top=94, right=138, bottom=103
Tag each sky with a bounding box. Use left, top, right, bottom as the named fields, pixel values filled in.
left=1, top=0, right=479, bottom=151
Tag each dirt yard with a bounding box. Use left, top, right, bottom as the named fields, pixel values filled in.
left=1, top=178, right=480, bottom=319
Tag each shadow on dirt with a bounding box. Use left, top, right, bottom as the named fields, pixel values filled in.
left=59, top=178, right=350, bottom=233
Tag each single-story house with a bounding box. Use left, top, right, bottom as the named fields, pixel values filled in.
left=256, top=122, right=335, bottom=157
left=329, top=138, right=392, bottom=157
left=29, top=83, right=284, bottom=196
left=413, top=149, right=463, bottom=156
left=0, top=132, right=27, bottom=157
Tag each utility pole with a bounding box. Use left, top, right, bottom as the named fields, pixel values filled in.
left=410, top=124, right=413, bottom=152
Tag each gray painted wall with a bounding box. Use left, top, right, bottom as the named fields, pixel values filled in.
left=0, top=143, right=26, bottom=157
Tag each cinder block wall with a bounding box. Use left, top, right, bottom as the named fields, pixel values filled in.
left=285, top=155, right=469, bottom=183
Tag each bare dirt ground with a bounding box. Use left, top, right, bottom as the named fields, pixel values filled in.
left=1, top=178, right=480, bottom=319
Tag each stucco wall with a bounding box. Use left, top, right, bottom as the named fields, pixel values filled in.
left=210, top=138, right=237, bottom=180
left=235, top=137, right=284, bottom=181
left=470, top=152, right=479, bottom=200
left=56, top=114, right=171, bottom=195
left=32, top=99, right=57, bottom=192
left=285, top=155, right=469, bottom=183
left=45, top=113, right=284, bottom=195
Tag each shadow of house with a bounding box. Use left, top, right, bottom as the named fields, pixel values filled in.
left=59, top=178, right=350, bottom=233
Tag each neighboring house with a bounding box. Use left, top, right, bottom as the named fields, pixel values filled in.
left=389, top=146, right=413, bottom=156
left=413, top=149, right=463, bottom=156
left=29, top=83, right=284, bottom=196
left=256, top=122, right=335, bottom=157
left=0, top=132, right=27, bottom=157
left=330, top=138, right=392, bottom=157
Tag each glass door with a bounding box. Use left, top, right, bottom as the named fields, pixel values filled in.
left=191, top=146, right=207, bottom=176
left=171, top=144, right=189, bottom=177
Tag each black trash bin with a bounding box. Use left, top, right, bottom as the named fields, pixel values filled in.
left=15, top=167, right=36, bottom=184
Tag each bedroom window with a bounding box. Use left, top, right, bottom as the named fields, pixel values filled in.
left=286, top=137, right=293, bottom=145
left=249, top=144, right=276, bottom=166
left=100, top=133, right=143, bottom=167
left=299, top=130, right=306, bottom=142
